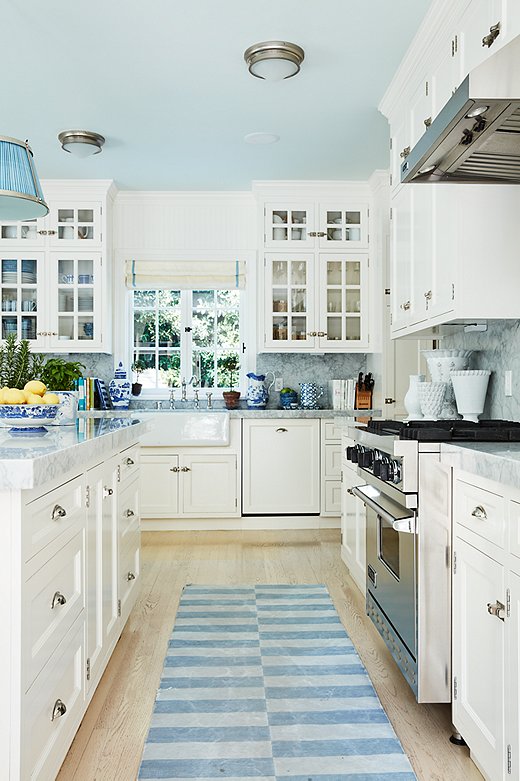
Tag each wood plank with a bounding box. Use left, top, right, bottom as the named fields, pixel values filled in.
left=57, top=530, right=483, bottom=781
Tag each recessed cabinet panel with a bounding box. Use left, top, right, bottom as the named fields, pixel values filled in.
left=181, top=454, right=238, bottom=516
left=140, top=453, right=180, bottom=517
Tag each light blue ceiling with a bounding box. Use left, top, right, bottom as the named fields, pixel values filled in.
left=5, top=0, right=432, bottom=190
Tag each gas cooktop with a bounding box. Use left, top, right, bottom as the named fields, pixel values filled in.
left=365, top=419, right=520, bottom=442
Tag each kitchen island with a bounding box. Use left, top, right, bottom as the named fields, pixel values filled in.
left=0, top=415, right=147, bottom=781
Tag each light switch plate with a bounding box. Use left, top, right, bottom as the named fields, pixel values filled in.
left=275, top=377, right=283, bottom=392
left=505, top=370, right=513, bottom=397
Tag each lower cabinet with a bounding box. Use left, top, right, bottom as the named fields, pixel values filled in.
left=340, top=438, right=366, bottom=593
left=242, top=419, right=320, bottom=514
left=321, top=420, right=343, bottom=516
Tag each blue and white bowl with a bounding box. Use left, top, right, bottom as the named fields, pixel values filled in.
left=0, top=404, right=60, bottom=433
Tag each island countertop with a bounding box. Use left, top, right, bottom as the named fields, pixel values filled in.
left=0, top=416, right=148, bottom=490
left=440, top=441, right=520, bottom=491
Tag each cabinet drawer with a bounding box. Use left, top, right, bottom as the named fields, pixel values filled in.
left=323, top=420, right=343, bottom=443
left=23, top=617, right=84, bottom=781
left=24, top=531, right=84, bottom=692
left=324, top=480, right=342, bottom=515
left=23, top=475, right=85, bottom=562
left=324, top=444, right=341, bottom=478
left=118, top=477, right=140, bottom=541
left=118, top=445, right=140, bottom=486
left=454, top=478, right=505, bottom=548
left=120, top=523, right=140, bottom=621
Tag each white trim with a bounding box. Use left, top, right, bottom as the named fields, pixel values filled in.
left=142, top=516, right=341, bottom=531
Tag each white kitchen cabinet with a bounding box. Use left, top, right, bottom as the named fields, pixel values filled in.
left=340, top=436, right=366, bottom=594
left=140, top=453, right=180, bottom=517
left=508, top=569, right=520, bottom=781
left=264, top=202, right=368, bottom=250
left=0, top=181, right=114, bottom=352
left=321, top=420, right=342, bottom=517
left=263, top=251, right=370, bottom=351
left=242, top=419, right=320, bottom=515
left=390, top=187, right=414, bottom=330
left=452, top=537, right=505, bottom=781
left=458, top=0, right=503, bottom=77
left=409, top=76, right=433, bottom=150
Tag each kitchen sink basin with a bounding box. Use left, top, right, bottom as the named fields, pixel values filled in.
left=132, top=411, right=230, bottom=447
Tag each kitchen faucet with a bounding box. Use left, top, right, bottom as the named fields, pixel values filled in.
left=193, top=389, right=200, bottom=410
left=169, top=387, right=176, bottom=409
left=206, top=392, right=213, bottom=410
left=181, top=377, right=187, bottom=403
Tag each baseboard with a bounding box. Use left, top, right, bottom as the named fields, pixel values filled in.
left=141, top=516, right=341, bottom=531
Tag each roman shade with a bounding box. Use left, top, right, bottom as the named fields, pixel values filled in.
left=125, top=260, right=246, bottom=290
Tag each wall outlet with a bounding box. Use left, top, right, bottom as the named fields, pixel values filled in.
left=275, top=377, right=284, bottom=392
left=505, top=370, right=513, bottom=397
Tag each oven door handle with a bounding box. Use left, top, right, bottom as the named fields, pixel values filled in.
left=350, top=485, right=416, bottom=534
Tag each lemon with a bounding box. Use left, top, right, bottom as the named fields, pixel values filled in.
left=26, top=393, right=45, bottom=405
left=4, top=388, right=27, bottom=404
left=42, top=393, right=60, bottom=405
left=24, top=380, right=46, bottom=397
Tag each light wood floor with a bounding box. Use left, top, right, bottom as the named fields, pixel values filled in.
left=57, top=530, right=484, bottom=781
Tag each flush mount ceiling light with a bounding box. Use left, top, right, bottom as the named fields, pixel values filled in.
left=0, top=136, right=48, bottom=219
left=244, top=41, right=304, bottom=81
left=58, top=129, right=105, bottom=158
left=244, top=132, right=280, bottom=144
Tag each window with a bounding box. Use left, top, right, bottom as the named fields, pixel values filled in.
left=132, top=289, right=241, bottom=392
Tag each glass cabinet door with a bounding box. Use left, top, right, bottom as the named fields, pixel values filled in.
left=317, top=205, right=368, bottom=249
left=0, top=254, right=45, bottom=346
left=47, top=203, right=102, bottom=246
left=318, top=253, right=368, bottom=349
left=264, top=254, right=316, bottom=348
left=48, top=253, right=101, bottom=349
left=0, top=218, right=45, bottom=247
left=264, top=204, right=315, bottom=248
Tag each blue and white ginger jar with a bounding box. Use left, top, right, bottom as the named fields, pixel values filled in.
left=109, top=362, right=131, bottom=409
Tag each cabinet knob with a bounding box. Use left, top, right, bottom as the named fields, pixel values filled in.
left=385, top=398, right=396, bottom=404
left=124, top=508, right=135, bottom=518
left=424, top=290, right=432, bottom=300
left=127, top=571, right=136, bottom=581
left=308, top=231, right=318, bottom=237
left=51, top=504, right=67, bottom=521
left=47, top=229, right=57, bottom=236
left=124, top=457, right=135, bottom=466
left=38, top=230, right=48, bottom=235
left=482, top=22, right=500, bottom=47
left=103, top=486, right=113, bottom=497
left=316, top=231, right=326, bottom=237
left=170, top=466, right=180, bottom=472
left=400, top=146, right=411, bottom=159
left=424, top=117, right=432, bottom=128
left=180, top=466, right=191, bottom=472
left=471, top=505, right=487, bottom=520
left=51, top=591, right=67, bottom=609
left=317, top=331, right=328, bottom=337
left=51, top=699, right=67, bottom=721
left=307, top=331, right=317, bottom=337
left=400, top=301, right=411, bottom=311
left=487, top=600, right=505, bottom=621
left=276, top=427, right=288, bottom=433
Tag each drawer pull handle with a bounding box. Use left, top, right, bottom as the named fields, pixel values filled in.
left=276, top=427, right=288, bottom=433
left=487, top=600, right=505, bottom=621
left=170, top=466, right=179, bottom=472
left=103, top=487, right=113, bottom=497
left=124, top=457, right=135, bottom=466
left=180, top=466, right=191, bottom=472
left=51, top=591, right=67, bottom=609
left=471, top=505, right=487, bottom=520
left=51, top=504, right=66, bottom=521
left=124, top=509, right=135, bottom=517
left=51, top=699, right=67, bottom=721
left=127, top=571, right=136, bottom=581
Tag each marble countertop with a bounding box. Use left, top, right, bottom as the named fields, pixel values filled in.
left=441, top=442, right=520, bottom=491
left=125, top=408, right=380, bottom=419
left=0, top=416, right=148, bottom=491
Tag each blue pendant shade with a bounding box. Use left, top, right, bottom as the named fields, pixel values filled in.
left=0, top=136, right=48, bottom=220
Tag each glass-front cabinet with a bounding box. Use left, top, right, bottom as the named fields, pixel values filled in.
left=265, top=202, right=368, bottom=250
left=263, top=252, right=369, bottom=351
left=0, top=201, right=102, bottom=250
left=264, top=254, right=316, bottom=349
left=0, top=254, right=46, bottom=349
left=49, top=253, right=102, bottom=349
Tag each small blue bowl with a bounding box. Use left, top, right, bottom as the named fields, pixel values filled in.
left=280, top=392, right=298, bottom=409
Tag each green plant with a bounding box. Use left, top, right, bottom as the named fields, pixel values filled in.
left=40, top=357, right=85, bottom=391
left=132, top=359, right=146, bottom=382
left=220, top=354, right=240, bottom=391
left=0, top=335, right=45, bottom=389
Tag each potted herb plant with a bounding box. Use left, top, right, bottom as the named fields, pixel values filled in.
left=220, top=354, right=241, bottom=410
left=0, top=334, right=46, bottom=389
left=131, top=359, right=146, bottom=396
left=40, top=357, right=85, bottom=391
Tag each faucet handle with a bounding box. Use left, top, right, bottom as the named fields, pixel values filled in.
left=206, top=391, right=213, bottom=410
left=194, top=389, right=200, bottom=400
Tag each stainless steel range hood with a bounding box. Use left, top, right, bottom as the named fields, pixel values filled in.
left=401, top=34, right=520, bottom=184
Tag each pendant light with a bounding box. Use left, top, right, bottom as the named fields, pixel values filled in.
left=244, top=41, right=305, bottom=81
left=0, top=136, right=48, bottom=220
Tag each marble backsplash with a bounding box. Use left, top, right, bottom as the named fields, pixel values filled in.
left=439, top=319, right=520, bottom=420
left=38, top=352, right=115, bottom=387
left=256, top=352, right=367, bottom=409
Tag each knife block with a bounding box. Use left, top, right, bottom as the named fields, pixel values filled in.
left=355, top=388, right=373, bottom=410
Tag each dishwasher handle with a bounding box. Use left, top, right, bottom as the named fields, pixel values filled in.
left=350, top=485, right=416, bottom=534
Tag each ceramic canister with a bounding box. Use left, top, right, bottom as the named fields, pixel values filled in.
left=299, top=383, right=324, bottom=409
left=109, top=362, right=131, bottom=409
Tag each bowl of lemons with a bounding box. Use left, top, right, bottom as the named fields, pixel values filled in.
left=0, top=381, right=61, bottom=434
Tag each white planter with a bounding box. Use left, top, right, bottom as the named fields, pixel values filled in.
left=450, top=370, right=491, bottom=423
left=418, top=382, right=446, bottom=421
left=422, top=350, right=473, bottom=419
left=53, top=391, right=79, bottom=425
left=403, top=374, right=425, bottom=421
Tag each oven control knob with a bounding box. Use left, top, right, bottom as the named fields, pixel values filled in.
left=373, top=459, right=382, bottom=477
left=358, top=450, right=373, bottom=468
left=379, top=462, right=390, bottom=481
left=350, top=447, right=359, bottom=464
left=346, top=446, right=355, bottom=461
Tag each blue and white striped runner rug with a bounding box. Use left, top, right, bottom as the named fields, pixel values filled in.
left=138, top=585, right=417, bottom=781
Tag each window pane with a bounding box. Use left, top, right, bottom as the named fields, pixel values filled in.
left=133, top=352, right=156, bottom=388
left=193, top=290, right=215, bottom=309
left=193, top=351, right=215, bottom=388
left=158, top=290, right=180, bottom=308
left=193, top=310, right=215, bottom=347
left=217, top=352, right=240, bottom=389
left=158, top=353, right=181, bottom=388
left=134, top=290, right=156, bottom=308
left=217, top=290, right=240, bottom=307
left=158, top=310, right=180, bottom=347
left=134, top=310, right=156, bottom=347
left=217, top=311, right=239, bottom=347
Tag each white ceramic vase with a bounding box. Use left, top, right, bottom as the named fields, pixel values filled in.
left=422, top=350, right=473, bottom=419
left=418, top=382, right=447, bottom=421
left=403, top=374, right=425, bottom=421
left=450, top=370, right=491, bottom=423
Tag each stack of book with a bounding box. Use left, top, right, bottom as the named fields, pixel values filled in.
left=75, top=378, right=111, bottom=410
left=329, top=379, right=357, bottom=410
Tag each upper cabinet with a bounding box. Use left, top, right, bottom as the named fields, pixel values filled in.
left=264, top=201, right=368, bottom=250
left=0, top=181, right=114, bottom=352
